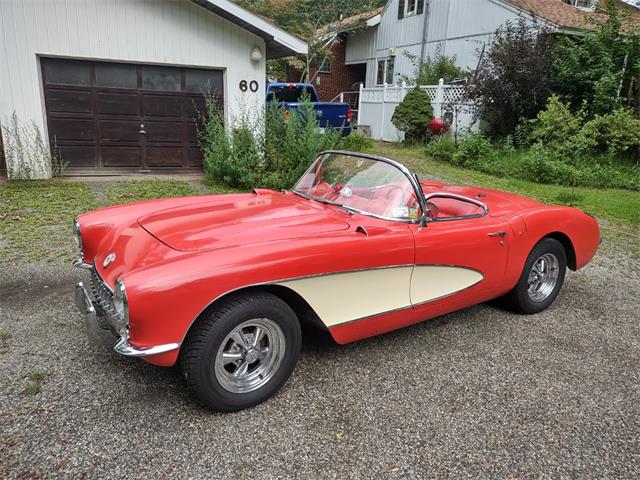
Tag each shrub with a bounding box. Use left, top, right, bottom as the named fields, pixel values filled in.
left=200, top=95, right=345, bottom=191
left=391, top=87, right=434, bottom=143
left=451, top=133, right=496, bottom=167
left=2, top=112, right=66, bottom=179
left=530, top=96, right=640, bottom=160
left=425, top=135, right=457, bottom=163
left=341, top=131, right=373, bottom=152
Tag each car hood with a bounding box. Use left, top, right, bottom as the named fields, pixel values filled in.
left=137, top=191, right=350, bottom=252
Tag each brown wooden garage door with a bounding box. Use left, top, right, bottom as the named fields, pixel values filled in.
left=41, top=57, right=223, bottom=173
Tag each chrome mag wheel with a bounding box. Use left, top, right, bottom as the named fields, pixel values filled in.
left=527, top=252, right=560, bottom=302
left=214, top=318, right=286, bottom=394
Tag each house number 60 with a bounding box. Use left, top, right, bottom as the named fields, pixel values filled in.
left=239, top=80, right=259, bottom=92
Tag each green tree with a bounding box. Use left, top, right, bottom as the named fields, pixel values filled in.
left=465, top=18, right=556, bottom=137
left=553, top=0, right=640, bottom=116
left=398, top=46, right=462, bottom=85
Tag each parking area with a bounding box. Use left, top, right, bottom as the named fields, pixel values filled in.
left=1, top=236, right=639, bottom=478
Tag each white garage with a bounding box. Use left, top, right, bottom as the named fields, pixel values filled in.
left=0, top=0, right=307, bottom=177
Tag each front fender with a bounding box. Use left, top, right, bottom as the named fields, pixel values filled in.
left=502, top=206, right=600, bottom=291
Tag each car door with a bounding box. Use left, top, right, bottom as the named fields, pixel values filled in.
left=409, top=195, right=509, bottom=311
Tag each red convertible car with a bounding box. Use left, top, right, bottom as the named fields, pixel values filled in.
left=74, top=151, right=600, bottom=411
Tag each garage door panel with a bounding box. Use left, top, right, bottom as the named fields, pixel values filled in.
left=146, top=147, right=184, bottom=167
left=56, top=145, right=97, bottom=167
left=187, top=147, right=204, bottom=167
left=142, top=95, right=182, bottom=118
left=42, top=58, right=223, bottom=171
left=46, top=89, right=92, bottom=114
left=97, top=92, right=139, bottom=115
left=48, top=118, right=95, bottom=141
left=101, top=147, right=143, bottom=167
left=185, top=123, right=203, bottom=144
left=184, top=96, right=207, bottom=118
left=144, top=121, right=183, bottom=142
left=99, top=120, right=142, bottom=143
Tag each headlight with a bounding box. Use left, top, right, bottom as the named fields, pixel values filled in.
left=73, top=219, right=83, bottom=255
left=113, top=278, right=129, bottom=333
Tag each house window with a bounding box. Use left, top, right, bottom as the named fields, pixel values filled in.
left=562, top=0, right=596, bottom=10
left=376, top=57, right=395, bottom=85
left=405, top=0, right=418, bottom=16
left=315, top=55, right=332, bottom=74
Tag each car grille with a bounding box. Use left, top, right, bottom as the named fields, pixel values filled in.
left=89, top=267, right=122, bottom=332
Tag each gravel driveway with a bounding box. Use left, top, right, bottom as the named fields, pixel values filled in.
left=1, top=245, right=639, bottom=479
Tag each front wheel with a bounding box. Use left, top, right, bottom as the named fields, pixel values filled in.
left=180, top=292, right=301, bottom=412
left=502, top=238, right=567, bottom=314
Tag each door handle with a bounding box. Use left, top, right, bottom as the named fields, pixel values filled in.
left=139, top=123, right=146, bottom=134
left=488, top=230, right=507, bottom=237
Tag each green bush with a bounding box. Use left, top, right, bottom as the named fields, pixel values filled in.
left=530, top=95, right=640, bottom=160
left=425, top=135, right=457, bottom=163
left=341, top=131, right=373, bottom=152
left=451, top=133, right=496, bottom=167
left=423, top=129, right=639, bottom=191
left=199, top=95, right=349, bottom=191
left=391, top=87, right=434, bottom=143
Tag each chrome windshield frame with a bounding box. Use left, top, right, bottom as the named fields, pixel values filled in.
left=293, top=150, right=428, bottom=224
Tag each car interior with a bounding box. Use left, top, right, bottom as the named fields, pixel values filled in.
left=307, top=181, right=486, bottom=221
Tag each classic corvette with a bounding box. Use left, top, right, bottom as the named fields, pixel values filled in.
left=73, top=150, right=600, bottom=411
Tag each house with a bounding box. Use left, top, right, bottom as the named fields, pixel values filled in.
left=0, top=0, right=307, bottom=178
left=287, top=9, right=382, bottom=102
left=312, top=0, right=639, bottom=95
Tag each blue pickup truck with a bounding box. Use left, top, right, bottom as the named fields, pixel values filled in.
left=266, top=83, right=351, bottom=135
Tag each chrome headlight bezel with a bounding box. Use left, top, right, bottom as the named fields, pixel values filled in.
left=73, top=219, right=83, bottom=256
left=113, top=277, right=129, bottom=334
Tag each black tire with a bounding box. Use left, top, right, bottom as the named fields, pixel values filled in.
left=180, top=292, right=301, bottom=412
left=502, top=237, right=567, bottom=314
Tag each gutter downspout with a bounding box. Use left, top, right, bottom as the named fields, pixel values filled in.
left=419, top=0, right=431, bottom=67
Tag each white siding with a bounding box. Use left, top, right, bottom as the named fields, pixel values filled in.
left=346, top=0, right=530, bottom=87
left=0, top=0, right=266, bottom=177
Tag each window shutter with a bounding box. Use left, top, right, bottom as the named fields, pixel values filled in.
left=398, top=0, right=405, bottom=19
left=417, top=0, right=424, bottom=14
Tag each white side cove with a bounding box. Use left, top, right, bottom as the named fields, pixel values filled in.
left=277, top=265, right=484, bottom=327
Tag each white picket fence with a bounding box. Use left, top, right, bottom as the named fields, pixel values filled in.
left=357, top=79, right=477, bottom=142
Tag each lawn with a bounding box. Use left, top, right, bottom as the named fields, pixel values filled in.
left=0, top=179, right=237, bottom=264
left=1, top=149, right=638, bottom=265
left=371, top=142, right=640, bottom=230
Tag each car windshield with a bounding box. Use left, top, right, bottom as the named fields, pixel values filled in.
left=292, top=152, right=422, bottom=221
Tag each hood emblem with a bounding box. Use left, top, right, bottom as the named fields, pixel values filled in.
left=103, top=252, right=116, bottom=268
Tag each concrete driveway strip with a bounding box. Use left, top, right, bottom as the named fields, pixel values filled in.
left=1, top=249, right=639, bottom=479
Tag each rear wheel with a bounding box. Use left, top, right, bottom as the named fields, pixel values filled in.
left=180, top=292, right=301, bottom=412
left=503, top=238, right=567, bottom=314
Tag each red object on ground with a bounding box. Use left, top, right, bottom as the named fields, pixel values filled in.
left=429, top=117, right=449, bottom=135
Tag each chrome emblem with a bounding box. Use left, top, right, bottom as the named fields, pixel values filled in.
left=103, top=252, right=116, bottom=268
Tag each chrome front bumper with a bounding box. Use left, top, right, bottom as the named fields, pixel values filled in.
left=74, top=280, right=180, bottom=357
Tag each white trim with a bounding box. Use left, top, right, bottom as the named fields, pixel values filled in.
left=366, top=14, right=382, bottom=27
left=195, top=0, right=308, bottom=55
